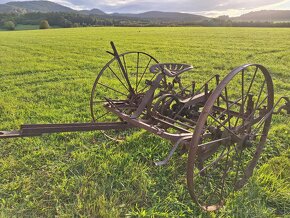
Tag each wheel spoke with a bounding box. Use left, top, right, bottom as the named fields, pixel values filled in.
left=219, top=146, right=232, bottom=199
left=116, top=55, right=134, bottom=95
left=232, top=144, right=247, bottom=186
left=193, top=146, right=228, bottom=178
left=122, top=55, right=128, bottom=80
left=203, top=173, right=221, bottom=204
left=239, top=95, right=268, bottom=130
left=224, top=86, right=231, bottom=128
left=138, top=72, right=160, bottom=94
left=254, top=79, right=266, bottom=111
left=136, top=52, right=140, bottom=91
left=98, top=82, right=127, bottom=97
left=91, top=51, right=158, bottom=139
left=241, top=70, right=245, bottom=127
left=136, top=57, right=152, bottom=91
left=206, top=145, right=231, bottom=206
left=205, top=96, right=243, bottom=130
left=108, top=66, right=130, bottom=92
left=251, top=110, right=272, bottom=136
left=244, top=66, right=258, bottom=104
left=95, top=111, right=110, bottom=120
left=243, top=78, right=267, bottom=127
left=187, top=64, right=273, bottom=211
left=209, top=114, right=241, bottom=141
left=194, top=142, right=236, bottom=206
left=115, top=56, right=127, bottom=83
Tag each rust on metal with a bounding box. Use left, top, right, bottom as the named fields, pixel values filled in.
left=0, top=41, right=289, bottom=211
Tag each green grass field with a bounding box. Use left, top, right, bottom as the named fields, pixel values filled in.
left=0, top=27, right=289, bottom=217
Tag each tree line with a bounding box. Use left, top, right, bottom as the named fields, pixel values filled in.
left=0, top=12, right=117, bottom=29
left=1, top=12, right=290, bottom=30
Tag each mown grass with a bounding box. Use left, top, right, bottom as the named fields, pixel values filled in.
left=15, top=25, right=40, bottom=31
left=0, top=25, right=39, bottom=31
left=0, top=27, right=289, bottom=217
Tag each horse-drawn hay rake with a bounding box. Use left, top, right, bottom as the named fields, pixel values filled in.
left=1, top=42, right=289, bottom=211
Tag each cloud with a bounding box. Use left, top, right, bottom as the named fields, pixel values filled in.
left=0, top=0, right=290, bottom=16
left=51, top=0, right=85, bottom=10
left=65, top=0, right=290, bottom=14
left=196, top=0, right=290, bottom=17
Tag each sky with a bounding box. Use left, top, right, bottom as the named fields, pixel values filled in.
left=1, top=0, right=290, bottom=17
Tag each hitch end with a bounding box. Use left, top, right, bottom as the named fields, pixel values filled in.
left=0, top=130, right=23, bottom=138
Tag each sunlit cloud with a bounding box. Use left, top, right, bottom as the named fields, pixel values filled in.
left=51, top=0, right=85, bottom=10
left=196, top=9, right=248, bottom=17
left=195, top=1, right=290, bottom=17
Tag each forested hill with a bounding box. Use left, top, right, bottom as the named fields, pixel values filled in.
left=1, top=1, right=290, bottom=23
left=233, top=10, right=290, bottom=22
left=5, top=1, right=74, bottom=13
left=79, top=9, right=106, bottom=16
left=0, top=1, right=206, bottom=22
left=112, top=11, right=206, bottom=22
left=0, top=4, right=26, bottom=14
left=0, top=1, right=290, bottom=28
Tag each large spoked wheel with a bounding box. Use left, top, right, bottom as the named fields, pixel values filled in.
left=90, top=51, right=159, bottom=140
left=187, top=64, right=274, bottom=211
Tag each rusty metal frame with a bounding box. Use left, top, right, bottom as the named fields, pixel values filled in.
left=0, top=42, right=289, bottom=212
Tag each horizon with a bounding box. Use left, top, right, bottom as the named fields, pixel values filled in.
left=0, top=0, right=290, bottom=17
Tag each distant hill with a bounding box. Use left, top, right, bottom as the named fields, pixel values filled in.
left=0, top=1, right=207, bottom=23
left=0, top=4, right=26, bottom=14
left=80, top=8, right=106, bottom=16
left=1, top=1, right=107, bottom=15
left=6, top=1, right=74, bottom=13
left=112, top=11, right=207, bottom=22
left=233, top=10, right=290, bottom=22
left=1, top=0, right=290, bottom=25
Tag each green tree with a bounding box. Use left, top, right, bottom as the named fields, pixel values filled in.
left=63, top=19, right=73, bottom=28
left=4, top=21, right=15, bottom=31
left=73, top=23, right=80, bottom=28
left=39, top=20, right=50, bottom=29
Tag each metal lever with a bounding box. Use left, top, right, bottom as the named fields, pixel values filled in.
left=110, top=41, right=135, bottom=95
left=131, top=73, right=164, bottom=119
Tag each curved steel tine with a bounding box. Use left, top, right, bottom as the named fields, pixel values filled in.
left=273, top=96, right=290, bottom=114
left=154, top=135, right=192, bottom=166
